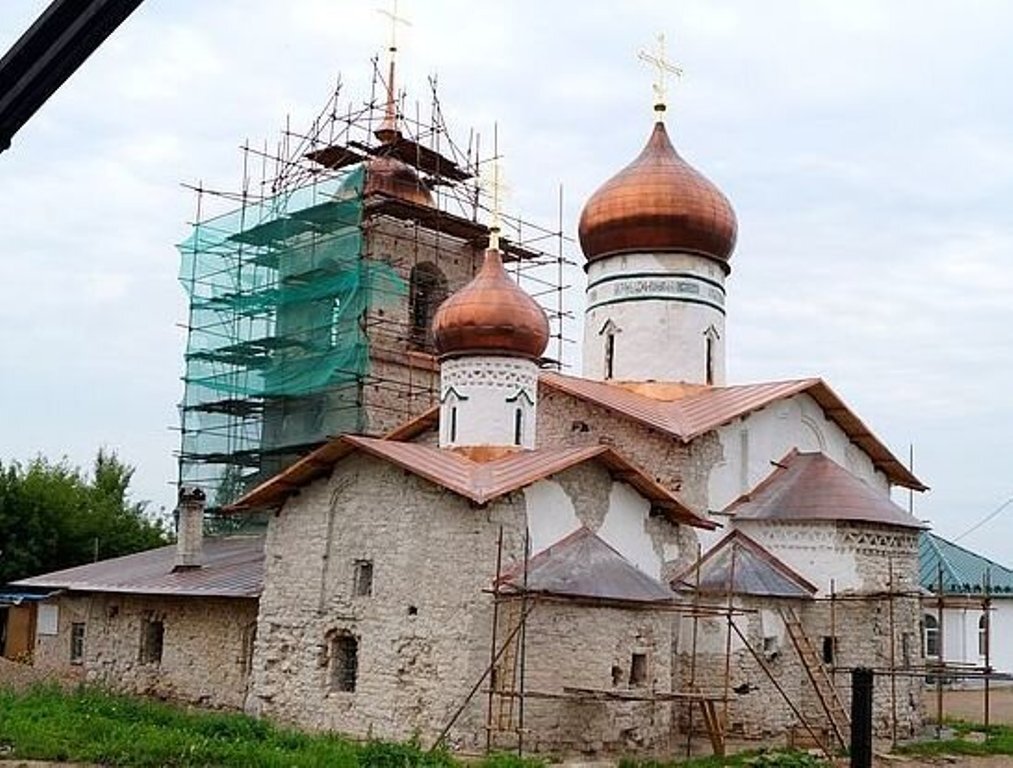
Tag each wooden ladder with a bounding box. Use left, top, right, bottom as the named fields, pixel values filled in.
left=694, top=686, right=726, bottom=756
left=780, top=606, right=850, bottom=750
left=492, top=600, right=522, bottom=733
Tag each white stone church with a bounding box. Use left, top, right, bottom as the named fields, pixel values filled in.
left=15, top=70, right=930, bottom=757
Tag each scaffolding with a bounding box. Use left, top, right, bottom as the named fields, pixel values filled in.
left=177, top=58, right=576, bottom=507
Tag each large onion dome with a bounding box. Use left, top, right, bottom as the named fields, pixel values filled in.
left=363, top=155, right=433, bottom=207
left=578, top=120, right=737, bottom=266
left=432, top=248, right=550, bottom=360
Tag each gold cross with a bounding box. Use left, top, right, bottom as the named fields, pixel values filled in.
left=377, top=0, right=411, bottom=53
left=637, top=32, right=682, bottom=114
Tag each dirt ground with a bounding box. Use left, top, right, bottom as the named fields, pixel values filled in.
left=927, top=685, right=1013, bottom=726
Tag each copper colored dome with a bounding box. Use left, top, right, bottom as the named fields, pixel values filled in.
left=578, top=121, right=737, bottom=266
left=363, top=155, right=433, bottom=207
left=432, top=248, right=550, bottom=360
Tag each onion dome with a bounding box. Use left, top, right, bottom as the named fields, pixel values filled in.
left=578, top=120, right=737, bottom=266
left=432, top=247, right=550, bottom=360
left=363, top=155, right=433, bottom=207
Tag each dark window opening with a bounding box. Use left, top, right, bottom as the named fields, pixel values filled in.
left=611, top=664, right=623, bottom=687
left=513, top=407, right=523, bottom=446
left=70, top=622, right=85, bottom=663
left=330, top=633, right=358, bottom=692
left=979, top=615, right=988, bottom=658
left=408, top=263, right=448, bottom=350
left=604, top=333, right=615, bottom=380
left=705, top=334, right=715, bottom=385
left=449, top=406, right=457, bottom=442
left=140, top=618, right=164, bottom=665
left=407, top=605, right=418, bottom=616
left=629, top=653, right=648, bottom=686
left=353, top=560, right=373, bottom=597
left=821, top=636, right=837, bottom=664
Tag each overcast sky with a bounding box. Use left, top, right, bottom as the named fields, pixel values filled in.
left=1, top=1, right=1011, bottom=564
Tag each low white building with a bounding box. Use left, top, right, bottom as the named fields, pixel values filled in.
left=919, top=533, right=1013, bottom=677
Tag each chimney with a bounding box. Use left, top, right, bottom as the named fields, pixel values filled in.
left=174, top=486, right=206, bottom=571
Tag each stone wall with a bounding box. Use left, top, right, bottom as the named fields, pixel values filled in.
left=248, top=450, right=690, bottom=753
left=33, top=593, right=256, bottom=709
left=499, top=599, right=677, bottom=756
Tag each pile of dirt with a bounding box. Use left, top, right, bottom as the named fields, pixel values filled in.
left=0, top=657, right=81, bottom=692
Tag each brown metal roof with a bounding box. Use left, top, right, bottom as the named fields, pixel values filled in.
left=727, top=450, right=927, bottom=530
left=499, top=527, right=675, bottom=604
left=540, top=373, right=926, bottom=491
left=230, top=436, right=714, bottom=529
left=13, top=536, right=264, bottom=598
left=672, top=529, right=816, bottom=599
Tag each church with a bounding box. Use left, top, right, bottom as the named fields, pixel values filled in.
left=13, top=39, right=930, bottom=757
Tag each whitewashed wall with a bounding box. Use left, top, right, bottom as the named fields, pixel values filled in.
left=929, top=601, right=1013, bottom=675
left=707, top=392, right=889, bottom=516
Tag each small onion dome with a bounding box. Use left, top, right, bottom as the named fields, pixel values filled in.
left=363, top=155, right=433, bottom=207
left=578, top=120, right=737, bottom=267
left=432, top=247, right=550, bottom=360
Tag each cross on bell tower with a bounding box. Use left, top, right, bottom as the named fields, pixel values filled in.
left=375, top=0, right=412, bottom=143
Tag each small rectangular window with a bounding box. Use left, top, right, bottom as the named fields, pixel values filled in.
left=821, top=636, right=837, bottom=664
left=604, top=333, right=615, bottom=380
left=140, top=618, right=164, bottom=665
left=513, top=408, right=523, bottom=446
left=449, top=406, right=458, bottom=442
left=330, top=633, right=358, bottom=692
left=353, top=560, right=373, bottom=597
left=629, top=652, right=648, bottom=686
left=70, top=622, right=85, bottom=663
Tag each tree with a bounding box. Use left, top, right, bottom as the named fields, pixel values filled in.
left=0, top=450, right=168, bottom=584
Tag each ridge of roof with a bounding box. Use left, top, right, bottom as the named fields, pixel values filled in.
left=540, top=372, right=926, bottom=491
left=726, top=450, right=926, bottom=530
left=671, top=528, right=817, bottom=598
left=230, top=435, right=715, bottom=530
left=919, top=532, right=1013, bottom=595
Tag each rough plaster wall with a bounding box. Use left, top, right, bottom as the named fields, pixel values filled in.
left=250, top=452, right=530, bottom=749
left=599, top=482, right=661, bottom=580
left=33, top=594, right=256, bottom=709
left=536, top=387, right=708, bottom=574
left=504, top=601, right=676, bottom=755
left=677, top=596, right=924, bottom=741
left=707, top=393, right=889, bottom=514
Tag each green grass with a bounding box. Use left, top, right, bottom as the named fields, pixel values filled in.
left=620, top=748, right=827, bottom=768
left=898, top=720, right=1013, bottom=758
left=0, top=684, right=542, bottom=768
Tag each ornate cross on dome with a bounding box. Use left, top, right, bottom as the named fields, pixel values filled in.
left=483, top=156, right=508, bottom=251
left=638, top=32, right=682, bottom=116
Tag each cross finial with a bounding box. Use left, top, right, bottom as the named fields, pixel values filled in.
left=480, top=150, right=509, bottom=252
left=375, top=0, right=412, bottom=142
left=637, top=32, right=682, bottom=118
left=378, top=0, right=411, bottom=53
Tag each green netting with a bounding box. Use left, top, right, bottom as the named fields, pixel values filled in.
left=177, top=165, right=407, bottom=503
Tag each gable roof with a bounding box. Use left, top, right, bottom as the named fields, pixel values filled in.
left=540, top=372, right=926, bottom=491
left=671, top=529, right=816, bottom=599
left=919, top=532, right=1013, bottom=596
left=498, top=527, right=675, bottom=604
left=726, top=450, right=925, bottom=530
left=13, top=536, right=264, bottom=598
left=229, top=435, right=715, bottom=529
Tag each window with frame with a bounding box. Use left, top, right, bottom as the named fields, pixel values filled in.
left=408, top=263, right=447, bottom=350
left=978, top=614, right=989, bottom=658
left=353, top=560, right=373, bottom=597
left=923, top=613, right=939, bottom=658
left=70, top=622, right=85, bottom=663
left=140, top=617, right=164, bottom=665
left=329, top=633, right=358, bottom=692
